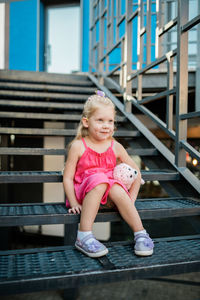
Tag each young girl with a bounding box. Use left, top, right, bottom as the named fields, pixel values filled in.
left=63, top=90, right=154, bottom=258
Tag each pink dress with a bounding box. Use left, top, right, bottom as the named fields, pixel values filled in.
left=66, top=138, right=130, bottom=207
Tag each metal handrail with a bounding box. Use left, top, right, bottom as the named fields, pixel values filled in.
left=89, top=0, right=200, bottom=193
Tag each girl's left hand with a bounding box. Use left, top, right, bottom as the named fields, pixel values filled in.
left=68, top=205, right=82, bottom=214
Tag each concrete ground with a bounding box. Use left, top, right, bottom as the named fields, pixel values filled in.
left=1, top=272, right=200, bottom=300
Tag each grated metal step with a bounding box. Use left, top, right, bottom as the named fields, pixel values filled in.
left=0, top=236, right=200, bottom=295
left=0, top=111, right=81, bottom=121
left=0, top=111, right=126, bottom=122
left=0, top=70, right=94, bottom=86
left=0, top=128, right=140, bottom=137
left=0, top=170, right=180, bottom=183
left=0, top=70, right=94, bottom=85
left=0, top=82, right=96, bottom=94
left=0, top=99, right=84, bottom=110
left=0, top=90, right=90, bottom=101
left=0, top=147, right=67, bottom=156
left=0, top=146, right=157, bottom=156
left=0, top=197, right=199, bottom=227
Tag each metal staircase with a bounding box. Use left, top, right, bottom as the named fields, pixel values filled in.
left=0, top=70, right=199, bottom=297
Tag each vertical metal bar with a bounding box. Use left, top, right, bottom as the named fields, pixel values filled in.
left=196, top=2, right=200, bottom=111
left=64, top=224, right=78, bottom=245
left=96, top=1, right=100, bottom=73
left=175, top=0, right=189, bottom=167
left=99, top=1, right=104, bottom=60
left=124, top=0, right=133, bottom=112
left=107, top=0, right=115, bottom=73
left=104, top=2, right=108, bottom=77
left=156, top=0, right=164, bottom=64
left=119, top=38, right=124, bottom=90
left=99, top=0, right=104, bottom=84
left=155, top=0, right=160, bottom=59
left=117, top=0, right=122, bottom=87
left=95, top=2, right=98, bottom=72
left=106, top=0, right=111, bottom=75
left=110, top=0, right=114, bottom=49
left=89, top=1, right=93, bottom=72
left=0, top=135, right=11, bottom=250
left=36, top=0, right=40, bottom=71
left=137, top=0, right=143, bottom=101
left=166, top=54, right=174, bottom=130
left=146, top=0, right=152, bottom=65
left=116, top=0, right=120, bottom=42
left=4, top=3, right=9, bottom=69
left=107, top=0, right=111, bottom=52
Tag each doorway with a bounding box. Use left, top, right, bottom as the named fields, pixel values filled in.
left=45, top=5, right=80, bottom=73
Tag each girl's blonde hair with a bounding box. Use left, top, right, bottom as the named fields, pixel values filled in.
left=75, top=91, right=116, bottom=141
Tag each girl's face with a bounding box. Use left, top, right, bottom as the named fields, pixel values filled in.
left=83, top=105, right=115, bottom=141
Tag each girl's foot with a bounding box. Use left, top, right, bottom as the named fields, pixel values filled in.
left=134, top=232, right=154, bottom=256
left=75, top=234, right=108, bottom=258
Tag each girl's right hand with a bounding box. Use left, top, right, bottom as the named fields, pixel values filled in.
left=68, top=205, right=82, bottom=214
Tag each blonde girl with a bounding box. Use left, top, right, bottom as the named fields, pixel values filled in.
left=63, top=90, right=154, bottom=258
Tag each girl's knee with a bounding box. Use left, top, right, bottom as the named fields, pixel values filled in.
left=109, top=183, right=128, bottom=198
left=93, top=183, right=108, bottom=193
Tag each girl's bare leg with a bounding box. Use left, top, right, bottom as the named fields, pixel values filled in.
left=79, top=183, right=107, bottom=231
left=108, top=184, right=144, bottom=232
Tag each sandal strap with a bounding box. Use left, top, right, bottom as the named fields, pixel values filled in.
left=134, top=233, right=150, bottom=241
left=79, top=234, right=95, bottom=246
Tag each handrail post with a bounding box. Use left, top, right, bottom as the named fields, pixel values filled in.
left=89, top=1, right=93, bottom=73
left=166, top=53, right=174, bottom=131
left=146, top=0, right=152, bottom=65
left=99, top=0, right=105, bottom=85
left=136, top=0, right=144, bottom=102
left=155, top=0, right=164, bottom=65
left=175, top=0, right=189, bottom=167
left=123, top=0, right=133, bottom=113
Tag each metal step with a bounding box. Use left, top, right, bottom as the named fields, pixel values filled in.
left=0, top=147, right=67, bottom=156
left=0, top=99, right=84, bottom=110
left=127, top=148, right=158, bottom=156
left=0, top=146, right=157, bottom=156
left=0, top=82, right=96, bottom=94
left=0, top=111, right=126, bottom=122
left=0, top=111, right=82, bottom=121
left=0, top=128, right=140, bottom=137
left=0, top=128, right=79, bottom=137
left=0, top=90, right=90, bottom=101
left=0, top=235, right=199, bottom=295
left=0, top=197, right=199, bottom=227
left=0, top=70, right=94, bottom=86
left=0, top=170, right=180, bottom=183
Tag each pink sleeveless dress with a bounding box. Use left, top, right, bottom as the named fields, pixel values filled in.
left=66, top=138, right=130, bottom=207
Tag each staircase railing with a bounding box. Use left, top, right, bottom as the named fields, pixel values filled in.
left=89, top=0, right=200, bottom=193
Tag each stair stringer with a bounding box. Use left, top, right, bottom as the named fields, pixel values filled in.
left=88, top=73, right=200, bottom=195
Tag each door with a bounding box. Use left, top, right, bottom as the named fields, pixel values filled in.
left=45, top=5, right=80, bottom=73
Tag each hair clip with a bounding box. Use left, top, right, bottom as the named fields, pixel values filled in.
left=96, top=90, right=105, bottom=97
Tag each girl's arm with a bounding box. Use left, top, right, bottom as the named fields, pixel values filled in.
left=115, top=141, right=142, bottom=203
left=63, top=140, right=82, bottom=214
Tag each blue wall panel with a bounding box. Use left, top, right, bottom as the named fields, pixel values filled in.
left=9, top=0, right=37, bottom=71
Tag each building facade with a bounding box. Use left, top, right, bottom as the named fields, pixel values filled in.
left=0, top=0, right=199, bottom=73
